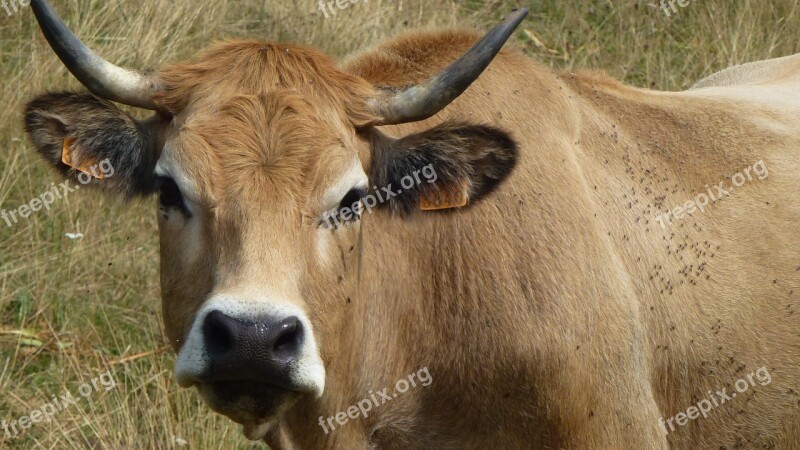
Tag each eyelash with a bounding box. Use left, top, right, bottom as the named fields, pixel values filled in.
left=339, top=189, right=366, bottom=216
left=155, top=176, right=190, bottom=217
left=321, top=188, right=367, bottom=229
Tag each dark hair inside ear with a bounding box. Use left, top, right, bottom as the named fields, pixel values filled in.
left=24, top=91, right=159, bottom=198
left=369, top=122, right=518, bottom=215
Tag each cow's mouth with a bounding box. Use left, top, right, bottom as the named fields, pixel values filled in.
left=173, top=302, right=327, bottom=440
left=196, top=381, right=300, bottom=439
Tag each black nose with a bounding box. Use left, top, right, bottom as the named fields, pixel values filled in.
left=201, top=310, right=303, bottom=386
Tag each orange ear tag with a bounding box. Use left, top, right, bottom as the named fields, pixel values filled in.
left=420, top=181, right=469, bottom=211
left=62, top=137, right=104, bottom=180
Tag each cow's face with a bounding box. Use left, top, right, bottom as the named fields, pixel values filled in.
left=157, top=90, right=364, bottom=425
left=153, top=63, right=384, bottom=430
left=23, top=0, right=525, bottom=439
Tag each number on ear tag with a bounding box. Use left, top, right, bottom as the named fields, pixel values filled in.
left=420, top=182, right=469, bottom=211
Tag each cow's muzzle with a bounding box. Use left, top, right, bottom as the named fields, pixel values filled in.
left=174, top=299, right=325, bottom=426
left=201, top=310, right=303, bottom=386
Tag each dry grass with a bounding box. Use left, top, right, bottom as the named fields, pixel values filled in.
left=0, top=0, right=798, bottom=447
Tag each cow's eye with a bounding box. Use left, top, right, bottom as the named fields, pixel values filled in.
left=320, top=188, right=367, bottom=229
left=156, top=176, right=186, bottom=212
left=338, top=188, right=367, bottom=218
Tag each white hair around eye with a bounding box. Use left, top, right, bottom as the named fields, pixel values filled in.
left=319, top=157, right=368, bottom=213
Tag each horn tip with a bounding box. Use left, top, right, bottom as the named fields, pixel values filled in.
left=509, top=7, right=530, bottom=20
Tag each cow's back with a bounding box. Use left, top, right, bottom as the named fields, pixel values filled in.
left=690, top=53, right=800, bottom=112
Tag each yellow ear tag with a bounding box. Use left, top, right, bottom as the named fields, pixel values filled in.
left=420, top=182, right=469, bottom=211
left=61, top=137, right=104, bottom=180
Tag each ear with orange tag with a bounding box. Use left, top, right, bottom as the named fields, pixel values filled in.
left=61, top=137, right=104, bottom=180
left=420, top=181, right=469, bottom=211
left=369, top=122, right=518, bottom=215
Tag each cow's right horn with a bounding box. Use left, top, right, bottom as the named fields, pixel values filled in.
left=369, top=7, right=529, bottom=126
left=31, top=0, right=162, bottom=111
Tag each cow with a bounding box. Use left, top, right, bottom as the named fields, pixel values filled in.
left=21, top=0, right=800, bottom=448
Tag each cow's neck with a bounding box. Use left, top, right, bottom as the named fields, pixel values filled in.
left=275, top=52, right=592, bottom=450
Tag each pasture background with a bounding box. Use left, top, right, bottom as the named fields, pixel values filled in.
left=1, top=0, right=798, bottom=447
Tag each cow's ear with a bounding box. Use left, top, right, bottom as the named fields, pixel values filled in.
left=24, top=92, right=158, bottom=198
left=369, top=122, right=518, bottom=215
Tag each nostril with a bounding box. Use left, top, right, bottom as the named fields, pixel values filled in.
left=197, top=311, right=308, bottom=385
left=273, top=316, right=301, bottom=356
left=203, top=310, right=234, bottom=356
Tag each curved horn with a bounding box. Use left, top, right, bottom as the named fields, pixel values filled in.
left=370, top=7, right=529, bottom=125
left=31, top=0, right=161, bottom=110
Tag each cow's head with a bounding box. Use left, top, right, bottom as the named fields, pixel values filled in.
left=23, top=0, right=524, bottom=439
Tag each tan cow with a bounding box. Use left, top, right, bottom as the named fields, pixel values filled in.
left=22, top=0, right=800, bottom=448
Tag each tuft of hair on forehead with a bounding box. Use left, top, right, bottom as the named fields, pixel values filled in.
left=153, top=40, right=379, bottom=126
left=179, top=91, right=348, bottom=217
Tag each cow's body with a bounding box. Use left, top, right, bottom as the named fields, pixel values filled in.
left=265, top=32, right=800, bottom=449
left=23, top=2, right=800, bottom=447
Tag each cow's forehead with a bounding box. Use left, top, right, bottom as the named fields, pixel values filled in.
left=157, top=92, right=365, bottom=213
left=153, top=40, right=378, bottom=121
left=149, top=40, right=377, bottom=207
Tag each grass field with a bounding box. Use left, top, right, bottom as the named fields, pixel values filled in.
left=1, top=0, right=799, bottom=447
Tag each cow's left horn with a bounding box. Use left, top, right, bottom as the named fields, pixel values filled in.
left=31, top=0, right=162, bottom=110
left=369, top=7, right=528, bottom=125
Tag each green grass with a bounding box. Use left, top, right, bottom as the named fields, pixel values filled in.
left=1, top=0, right=799, bottom=447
